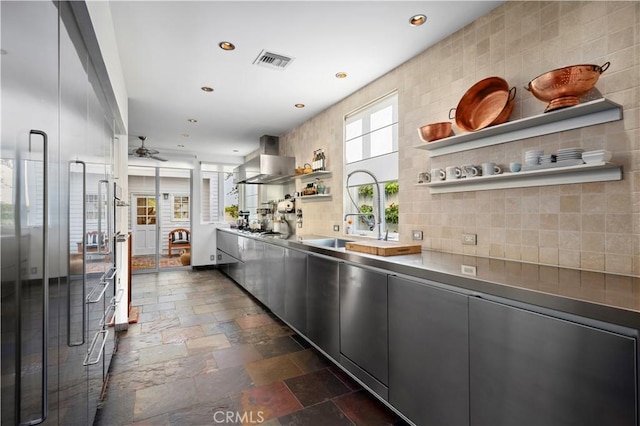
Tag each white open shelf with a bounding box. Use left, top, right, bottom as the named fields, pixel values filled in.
left=296, top=170, right=332, bottom=181
left=413, top=99, right=623, bottom=157
left=297, top=194, right=332, bottom=201
left=416, top=162, right=622, bottom=194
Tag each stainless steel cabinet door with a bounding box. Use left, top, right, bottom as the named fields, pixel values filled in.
left=469, top=297, right=637, bottom=426
left=216, top=230, right=239, bottom=259
left=265, top=244, right=285, bottom=317
left=284, top=248, right=307, bottom=334
left=244, top=238, right=266, bottom=304
left=306, top=254, right=340, bottom=360
left=339, top=264, right=388, bottom=390
left=388, top=276, right=469, bottom=426
left=1, top=1, right=60, bottom=425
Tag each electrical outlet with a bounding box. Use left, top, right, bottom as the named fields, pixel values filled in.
left=333, top=225, right=340, bottom=232
left=461, top=264, right=477, bottom=276
left=462, top=233, right=477, bottom=245
left=412, top=230, right=423, bottom=240
left=30, top=267, right=37, bottom=274
left=210, top=254, right=215, bottom=261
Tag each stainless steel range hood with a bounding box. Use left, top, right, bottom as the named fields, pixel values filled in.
left=234, top=135, right=295, bottom=184
left=234, top=154, right=295, bottom=184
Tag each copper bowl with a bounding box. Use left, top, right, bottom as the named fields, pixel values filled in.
left=418, top=122, right=453, bottom=142
left=449, top=77, right=517, bottom=132
left=526, top=62, right=610, bottom=112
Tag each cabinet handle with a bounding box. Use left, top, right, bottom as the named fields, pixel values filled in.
left=19, top=130, right=49, bottom=425
left=68, top=160, right=86, bottom=347
left=97, top=179, right=110, bottom=255
left=87, top=280, right=110, bottom=304
left=83, top=329, right=109, bottom=366
left=102, top=266, right=117, bottom=281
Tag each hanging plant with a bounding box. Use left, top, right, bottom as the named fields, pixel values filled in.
left=358, top=184, right=373, bottom=198
left=384, top=181, right=399, bottom=195
left=385, top=203, right=399, bottom=224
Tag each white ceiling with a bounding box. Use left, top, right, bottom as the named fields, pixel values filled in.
left=109, top=0, right=503, bottom=165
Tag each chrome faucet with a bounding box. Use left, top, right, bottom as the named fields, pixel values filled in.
left=346, top=169, right=387, bottom=240
left=344, top=213, right=376, bottom=231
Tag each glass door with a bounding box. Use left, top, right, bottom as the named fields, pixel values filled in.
left=159, top=168, right=191, bottom=269
left=128, top=166, right=157, bottom=272
left=128, top=166, right=192, bottom=272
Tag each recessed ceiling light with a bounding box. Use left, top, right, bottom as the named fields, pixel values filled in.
left=335, top=72, right=347, bottom=79
left=219, top=41, right=235, bottom=51
left=409, top=14, right=427, bottom=26
left=187, top=118, right=198, bottom=123
left=201, top=86, right=214, bottom=92
left=233, top=149, right=239, bottom=153
left=295, top=104, right=305, bottom=108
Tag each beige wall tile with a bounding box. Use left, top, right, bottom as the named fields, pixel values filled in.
left=279, top=0, right=639, bottom=276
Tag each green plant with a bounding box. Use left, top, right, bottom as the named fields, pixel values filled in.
left=384, top=181, right=399, bottom=195
left=224, top=204, right=239, bottom=219
left=385, top=203, right=399, bottom=224
left=358, top=184, right=373, bottom=198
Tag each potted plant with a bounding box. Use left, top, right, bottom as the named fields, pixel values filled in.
left=224, top=204, right=239, bottom=222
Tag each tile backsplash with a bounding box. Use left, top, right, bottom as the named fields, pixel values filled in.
left=279, top=1, right=639, bottom=276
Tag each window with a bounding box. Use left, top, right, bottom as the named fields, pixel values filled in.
left=200, top=170, right=238, bottom=223
left=136, top=196, right=156, bottom=225
left=86, top=194, right=100, bottom=220
left=344, top=92, right=399, bottom=239
left=173, top=195, right=189, bottom=221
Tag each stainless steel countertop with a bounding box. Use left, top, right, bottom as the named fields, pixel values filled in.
left=218, top=228, right=640, bottom=330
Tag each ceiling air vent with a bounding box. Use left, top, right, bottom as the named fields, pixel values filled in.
left=253, top=50, right=294, bottom=71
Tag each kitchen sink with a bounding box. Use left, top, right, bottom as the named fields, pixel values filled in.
left=304, top=237, right=354, bottom=249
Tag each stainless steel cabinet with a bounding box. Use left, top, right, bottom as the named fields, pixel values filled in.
left=243, top=238, right=266, bottom=304
left=469, top=297, right=637, bottom=426
left=217, top=229, right=239, bottom=259
left=216, top=230, right=242, bottom=285
left=284, top=248, right=307, bottom=334
left=2, top=2, right=117, bottom=425
left=306, top=254, right=340, bottom=360
left=1, top=2, right=60, bottom=423
left=266, top=244, right=285, bottom=317
left=339, top=264, right=388, bottom=399
left=388, top=276, right=470, bottom=426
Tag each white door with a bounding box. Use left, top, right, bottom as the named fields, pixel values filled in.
left=132, top=194, right=157, bottom=255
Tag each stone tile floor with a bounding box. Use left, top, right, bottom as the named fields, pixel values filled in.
left=94, top=269, right=408, bottom=426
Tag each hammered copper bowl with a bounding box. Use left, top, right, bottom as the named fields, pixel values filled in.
left=418, top=122, right=453, bottom=142
left=449, top=76, right=517, bottom=132
left=526, top=62, right=610, bottom=112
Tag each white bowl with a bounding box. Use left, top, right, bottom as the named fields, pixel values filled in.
left=582, top=150, right=612, bottom=163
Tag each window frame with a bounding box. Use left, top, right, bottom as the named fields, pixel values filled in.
left=172, top=194, right=190, bottom=222
left=343, top=91, right=399, bottom=240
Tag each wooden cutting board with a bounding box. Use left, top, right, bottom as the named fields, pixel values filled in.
left=345, top=240, right=422, bottom=256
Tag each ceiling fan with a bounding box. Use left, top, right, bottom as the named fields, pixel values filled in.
left=129, top=136, right=167, bottom=161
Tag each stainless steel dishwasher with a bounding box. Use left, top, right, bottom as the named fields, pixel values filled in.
left=339, top=263, right=389, bottom=400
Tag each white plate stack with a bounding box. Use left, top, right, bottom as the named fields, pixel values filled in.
left=556, top=147, right=584, bottom=164
left=525, top=150, right=544, bottom=166
left=539, top=154, right=556, bottom=165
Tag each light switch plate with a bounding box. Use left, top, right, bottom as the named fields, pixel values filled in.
left=412, top=230, right=423, bottom=240
left=333, top=225, right=340, bottom=232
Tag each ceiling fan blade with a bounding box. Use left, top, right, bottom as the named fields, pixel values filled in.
left=150, top=155, right=168, bottom=162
